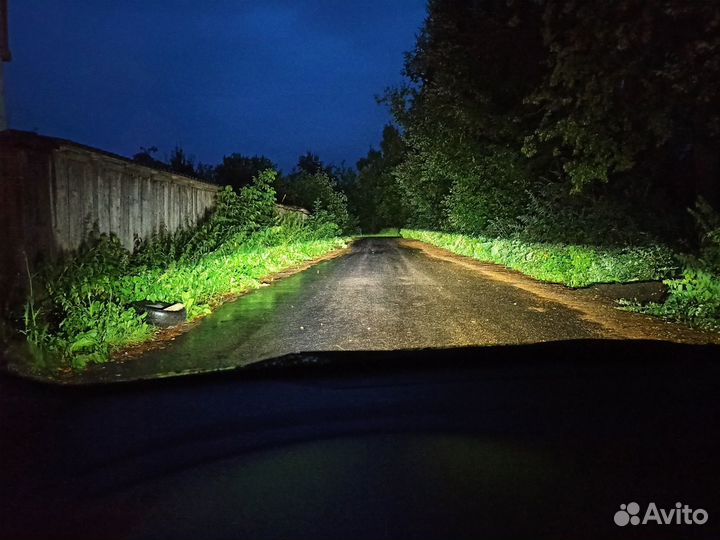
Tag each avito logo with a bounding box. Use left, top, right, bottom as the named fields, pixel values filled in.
left=614, top=502, right=708, bottom=527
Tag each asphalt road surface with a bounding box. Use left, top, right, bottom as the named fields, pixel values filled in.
left=82, top=237, right=714, bottom=382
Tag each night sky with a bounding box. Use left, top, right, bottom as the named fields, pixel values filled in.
left=5, top=1, right=425, bottom=172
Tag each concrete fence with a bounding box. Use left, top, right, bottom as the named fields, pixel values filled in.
left=0, top=131, right=220, bottom=311
left=0, top=130, right=304, bottom=313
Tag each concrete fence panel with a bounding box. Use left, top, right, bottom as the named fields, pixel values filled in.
left=0, top=130, right=310, bottom=314
left=0, top=131, right=220, bottom=312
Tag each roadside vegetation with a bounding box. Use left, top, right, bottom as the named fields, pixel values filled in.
left=637, top=200, right=720, bottom=331
left=45, top=0, right=719, bottom=340
left=21, top=170, right=349, bottom=371
left=401, top=230, right=676, bottom=288
left=342, top=0, right=720, bottom=332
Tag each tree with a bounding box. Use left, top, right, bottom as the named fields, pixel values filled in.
left=385, top=0, right=546, bottom=230
left=348, top=125, right=408, bottom=232
left=295, top=151, right=328, bottom=176
left=132, top=146, right=165, bottom=169
left=194, top=162, right=216, bottom=183
left=212, top=154, right=276, bottom=193
left=385, top=0, right=720, bottom=242
left=525, top=0, right=720, bottom=207
left=308, top=170, right=354, bottom=234
left=167, top=146, right=197, bottom=177
left=277, top=152, right=333, bottom=208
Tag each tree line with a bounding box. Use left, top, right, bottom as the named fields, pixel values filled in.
left=132, top=146, right=355, bottom=234
left=135, top=0, right=720, bottom=247
left=379, top=0, right=720, bottom=247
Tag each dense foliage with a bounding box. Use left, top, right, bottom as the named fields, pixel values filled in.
left=133, top=146, right=356, bottom=236
left=380, top=0, right=720, bottom=243
left=275, top=154, right=357, bottom=234
left=345, top=125, right=408, bottom=232
left=640, top=199, right=720, bottom=330
left=369, top=0, right=720, bottom=330
left=526, top=1, right=720, bottom=193
left=214, top=154, right=277, bottom=192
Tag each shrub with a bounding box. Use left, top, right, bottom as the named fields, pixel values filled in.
left=641, top=265, right=720, bottom=331
left=638, top=199, right=720, bottom=331
left=689, top=197, right=720, bottom=272
left=133, top=169, right=278, bottom=267
left=307, top=172, right=355, bottom=234
left=278, top=170, right=356, bottom=234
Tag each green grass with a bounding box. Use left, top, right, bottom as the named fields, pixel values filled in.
left=402, top=229, right=720, bottom=332
left=23, top=225, right=347, bottom=372
left=401, top=229, right=676, bottom=288
left=19, top=221, right=719, bottom=375
left=18, top=170, right=352, bottom=373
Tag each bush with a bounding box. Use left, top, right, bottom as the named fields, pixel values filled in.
left=637, top=199, right=720, bottom=331
left=643, top=267, right=720, bottom=331
left=305, top=171, right=356, bottom=234
left=278, top=170, right=356, bottom=234
left=133, top=169, right=278, bottom=267
left=514, top=181, right=656, bottom=246
left=689, top=197, right=720, bottom=272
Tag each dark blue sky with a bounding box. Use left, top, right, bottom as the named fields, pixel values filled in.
left=5, top=1, right=425, bottom=172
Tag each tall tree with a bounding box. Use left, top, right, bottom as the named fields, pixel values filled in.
left=132, top=146, right=164, bottom=169
left=296, top=151, right=328, bottom=176
left=349, top=125, right=408, bottom=232
left=387, top=0, right=720, bottom=240
left=386, top=0, right=546, bottom=229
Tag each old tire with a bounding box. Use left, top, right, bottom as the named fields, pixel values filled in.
left=134, top=301, right=187, bottom=328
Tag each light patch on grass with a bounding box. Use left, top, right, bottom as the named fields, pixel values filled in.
left=401, top=229, right=676, bottom=288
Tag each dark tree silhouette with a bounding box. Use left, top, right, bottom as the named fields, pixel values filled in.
left=213, top=154, right=276, bottom=192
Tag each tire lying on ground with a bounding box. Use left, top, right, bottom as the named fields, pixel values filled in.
left=134, top=301, right=187, bottom=328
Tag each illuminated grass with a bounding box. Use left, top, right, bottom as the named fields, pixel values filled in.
left=24, top=225, right=347, bottom=371
left=403, top=229, right=720, bottom=332
left=630, top=267, right=720, bottom=332
left=401, top=229, right=676, bottom=288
